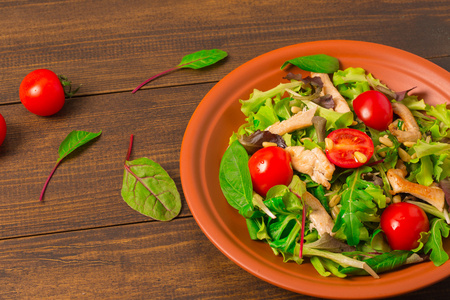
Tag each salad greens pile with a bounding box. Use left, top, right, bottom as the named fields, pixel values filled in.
left=219, top=55, right=450, bottom=278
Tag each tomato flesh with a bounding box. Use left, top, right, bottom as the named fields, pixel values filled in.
left=325, top=128, right=374, bottom=168
left=19, top=69, right=65, bottom=116
left=380, top=202, right=430, bottom=250
left=0, top=113, right=6, bottom=147
left=248, top=146, right=293, bottom=196
left=353, top=90, right=393, bottom=131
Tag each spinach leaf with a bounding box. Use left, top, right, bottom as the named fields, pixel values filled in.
left=424, top=218, right=450, bottom=266
left=132, top=49, right=227, bottom=93
left=121, top=135, right=181, bottom=221
left=177, top=49, right=228, bottom=69
left=219, top=140, right=253, bottom=215
left=39, top=130, right=102, bottom=201
left=281, top=54, right=339, bottom=73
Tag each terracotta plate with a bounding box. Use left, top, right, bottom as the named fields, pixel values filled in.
left=180, top=40, right=450, bottom=299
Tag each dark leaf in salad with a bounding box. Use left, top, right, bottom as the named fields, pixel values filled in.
left=283, top=72, right=303, bottom=81
left=361, top=172, right=384, bottom=188
left=281, top=54, right=340, bottom=74
left=438, top=178, right=450, bottom=208
left=238, top=130, right=287, bottom=154
left=312, top=95, right=335, bottom=110
left=284, top=73, right=324, bottom=87
left=395, top=87, right=417, bottom=102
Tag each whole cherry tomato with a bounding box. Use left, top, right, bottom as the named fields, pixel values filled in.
left=380, top=202, right=430, bottom=250
left=0, top=113, right=6, bottom=147
left=248, top=146, right=293, bottom=196
left=325, top=128, right=374, bottom=168
left=19, top=69, right=65, bottom=116
left=353, top=90, right=393, bottom=131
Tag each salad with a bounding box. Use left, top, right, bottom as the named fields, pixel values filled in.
left=218, top=54, right=450, bottom=278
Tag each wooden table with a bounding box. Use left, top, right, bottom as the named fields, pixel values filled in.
left=0, top=0, right=449, bottom=299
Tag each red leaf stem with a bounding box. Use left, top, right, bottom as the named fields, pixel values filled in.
left=39, top=160, right=63, bottom=201
left=126, top=134, right=134, bottom=161
left=131, top=66, right=179, bottom=94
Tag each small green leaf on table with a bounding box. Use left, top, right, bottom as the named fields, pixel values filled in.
left=131, top=49, right=228, bottom=93
left=121, top=135, right=181, bottom=221
left=39, top=130, right=102, bottom=201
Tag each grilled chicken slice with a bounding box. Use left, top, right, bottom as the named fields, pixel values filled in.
left=388, top=102, right=422, bottom=143
left=286, top=146, right=335, bottom=189
left=387, top=168, right=445, bottom=212
left=311, top=72, right=351, bottom=113
left=266, top=106, right=317, bottom=136
left=303, top=192, right=335, bottom=237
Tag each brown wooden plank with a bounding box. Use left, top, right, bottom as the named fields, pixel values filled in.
left=0, top=81, right=215, bottom=239
left=0, top=217, right=448, bottom=300
left=1, top=0, right=449, bottom=104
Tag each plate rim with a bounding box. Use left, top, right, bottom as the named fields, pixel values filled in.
left=180, top=40, right=450, bottom=299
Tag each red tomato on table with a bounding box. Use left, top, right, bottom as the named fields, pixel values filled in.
left=0, top=113, right=6, bottom=146
left=380, top=202, right=430, bottom=250
left=353, top=90, right=393, bottom=131
left=248, top=146, right=293, bottom=196
left=325, top=128, right=374, bottom=168
left=19, top=69, right=66, bottom=116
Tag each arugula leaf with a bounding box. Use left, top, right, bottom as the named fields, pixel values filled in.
left=39, top=130, right=102, bottom=201
left=424, top=218, right=450, bottom=266
left=281, top=54, right=340, bottom=73
left=340, top=251, right=411, bottom=276
left=332, top=167, right=381, bottom=246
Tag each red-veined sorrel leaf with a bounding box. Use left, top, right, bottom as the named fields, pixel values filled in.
left=131, top=49, right=227, bottom=93
left=280, top=54, right=339, bottom=73
left=121, top=135, right=181, bottom=221
left=39, top=130, right=102, bottom=201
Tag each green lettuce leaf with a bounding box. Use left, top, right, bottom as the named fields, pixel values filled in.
left=240, top=81, right=301, bottom=116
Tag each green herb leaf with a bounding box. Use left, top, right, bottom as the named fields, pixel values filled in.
left=424, top=218, right=450, bottom=266
left=281, top=54, right=339, bottom=73
left=219, top=140, right=254, bottom=214
left=39, top=130, right=102, bottom=201
left=122, top=157, right=181, bottom=221
left=57, top=130, right=102, bottom=163
left=339, top=250, right=411, bottom=275
left=177, top=49, right=228, bottom=69
left=121, top=135, right=181, bottom=221
left=332, top=167, right=381, bottom=246
left=132, top=49, right=227, bottom=93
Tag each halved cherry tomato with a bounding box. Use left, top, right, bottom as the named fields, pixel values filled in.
left=0, top=113, right=6, bottom=147
left=380, top=202, right=430, bottom=250
left=248, top=146, right=293, bottom=196
left=325, top=128, right=374, bottom=168
left=353, top=90, right=393, bottom=131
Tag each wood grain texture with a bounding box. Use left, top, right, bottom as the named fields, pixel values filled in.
left=0, top=82, right=215, bottom=238
left=0, top=0, right=449, bottom=299
left=0, top=0, right=449, bottom=104
left=0, top=218, right=448, bottom=300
